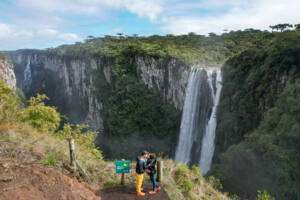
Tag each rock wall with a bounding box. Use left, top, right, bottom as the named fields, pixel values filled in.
left=5, top=50, right=103, bottom=131
left=0, top=55, right=16, bottom=90
left=136, top=56, right=190, bottom=109
left=5, top=50, right=191, bottom=132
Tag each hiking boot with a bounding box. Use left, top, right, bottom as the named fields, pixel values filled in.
left=149, top=191, right=156, bottom=194
left=155, top=187, right=161, bottom=191
left=137, top=192, right=145, bottom=196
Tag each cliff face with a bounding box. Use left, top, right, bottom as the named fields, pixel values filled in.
left=5, top=50, right=191, bottom=158
left=5, top=50, right=103, bottom=131
left=0, top=55, right=16, bottom=90
left=6, top=51, right=191, bottom=131
left=136, top=56, right=190, bottom=109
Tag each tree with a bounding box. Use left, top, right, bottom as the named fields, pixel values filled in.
left=209, top=32, right=217, bottom=37
left=270, top=23, right=293, bottom=32
left=85, top=35, right=95, bottom=43
left=295, top=24, right=300, bottom=30
left=116, top=33, right=124, bottom=39
left=23, top=94, right=60, bottom=132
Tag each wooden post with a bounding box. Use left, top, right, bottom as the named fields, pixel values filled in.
left=121, top=159, right=125, bottom=185
left=75, top=160, right=92, bottom=184
left=68, top=138, right=76, bottom=172
left=157, top=160, right=163, bottom=182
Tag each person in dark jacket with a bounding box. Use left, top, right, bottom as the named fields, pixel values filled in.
left=146, top=154, right=160, bottom=194
left=136, top=150, right=149, bottom=196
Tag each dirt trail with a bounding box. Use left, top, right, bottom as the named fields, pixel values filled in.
left=0, top=143, right=170, bottom=200
left=97, top=183, right=170, bottom=200
left=0, top=158, right=101, bottom=200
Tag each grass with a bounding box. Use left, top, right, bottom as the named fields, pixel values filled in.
left=43, top=154, right=58, bottom=166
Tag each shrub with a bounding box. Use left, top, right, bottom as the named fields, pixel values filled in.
left=23, top=94, right=60, bottom=132
left=257, top=190, right=275, bottom=200
left=0, top=80, right=21, bottom=122
left=57, top=123, right=102, bottom=161
left=207, top=176, right=223, bottom=191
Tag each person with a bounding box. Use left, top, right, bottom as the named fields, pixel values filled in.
left=146, top=154, right=161, bottom=194
left=136, top=150, right=149, bottom=196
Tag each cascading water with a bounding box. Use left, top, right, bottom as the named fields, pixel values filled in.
left=174, top=68, right=203, bottom=164
left=175, top=66, right=222, bottom=174
left=23, top=56, right=32, bottom=88
left=199, top=68, right=222, bottom=174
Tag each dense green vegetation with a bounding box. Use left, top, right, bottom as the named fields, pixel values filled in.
left=213, top=30, right=300, bottom=199
left=47, top=28, right=272, bottom=65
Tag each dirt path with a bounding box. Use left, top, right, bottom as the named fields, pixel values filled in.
left=97, top=183, right=170, bottom=200
left=0, top=157, right=101, bottom=200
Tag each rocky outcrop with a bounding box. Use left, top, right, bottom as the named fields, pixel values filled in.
left=0, top=55, right=16, bottom=90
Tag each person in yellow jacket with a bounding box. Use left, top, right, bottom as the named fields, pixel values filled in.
left=136, top=150, right=150, bottom=196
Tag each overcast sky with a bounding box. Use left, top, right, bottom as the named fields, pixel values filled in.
left=0, top=0, right=299, bottom=50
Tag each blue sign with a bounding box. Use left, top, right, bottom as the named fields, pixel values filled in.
left=115, top=161, right=130, bottom=174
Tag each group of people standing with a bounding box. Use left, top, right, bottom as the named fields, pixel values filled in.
left=135, top=150, right=160, bottom=196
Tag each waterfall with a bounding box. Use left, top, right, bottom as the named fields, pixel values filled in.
left=199, top=68, right=222, bottom=174
left=174, top=68, right=203, bottom=164
left=23, top=56, right=32, bottom=89
left=175, top=66, right=222, bottom=174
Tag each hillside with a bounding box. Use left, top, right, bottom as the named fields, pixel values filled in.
left=213, top=30, right=300, bottom=199
left=0, top=79, right=229, bottom=200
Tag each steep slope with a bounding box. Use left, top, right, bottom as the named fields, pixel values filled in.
left=0, top=157, right=101, bottom=200
left=213, top=30, right=300, bottom=199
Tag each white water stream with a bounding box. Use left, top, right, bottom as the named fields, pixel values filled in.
left=175, top=67, right=222, bottom=174
left=24, top=56, right=32, bottom=87
left=174, top=68, right=203, bottom=164
left=199, top=68, right=222, bottom=174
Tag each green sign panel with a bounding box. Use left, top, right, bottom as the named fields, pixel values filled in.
left=116, top=161, right=130, bottom=174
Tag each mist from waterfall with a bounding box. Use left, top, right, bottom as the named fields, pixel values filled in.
left=175, top=66, right=222, bottom=174
left=174, top=68, right=203, bottom=164
left=199, top=68, right=222, bottom=174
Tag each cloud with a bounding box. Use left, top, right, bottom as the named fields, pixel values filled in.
left=0, top=0, right=164, bottom=49
left=12, top=0, right=164, bottom=21
left=161, top=0, right=300, bottom=35
left=37, top=29, right=80, bottom=42
left=0, top=22, right=80, bottom=50
left=123, top=0, right=163, bottom=21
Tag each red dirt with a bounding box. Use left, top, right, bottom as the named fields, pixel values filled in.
left=0, top=143, right=170, bottom=200
left=97, top=183, right=170, bottom=200
left=0, top=158, right=101, bottom=200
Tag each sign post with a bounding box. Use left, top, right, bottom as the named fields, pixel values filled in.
left=115, top=160, right=130, bottom=185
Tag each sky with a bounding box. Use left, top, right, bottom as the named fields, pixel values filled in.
left=0, top=0, right=299, bottom=50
